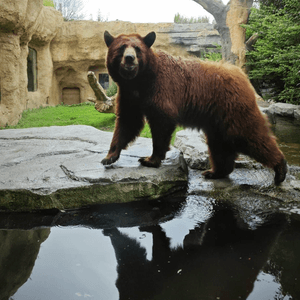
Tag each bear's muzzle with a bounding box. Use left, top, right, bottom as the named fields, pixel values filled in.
left=119, top=46, right=139, bottom=79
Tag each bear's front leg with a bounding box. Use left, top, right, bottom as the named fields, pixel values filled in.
left=101, top=109, right=145, bottom=166
left=101, top=144, right=120, bottom=165
left=139, top=116, right=175, bottom=168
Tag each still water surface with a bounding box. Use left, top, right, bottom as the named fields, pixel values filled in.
left=273, top=116, right=300, bottom=166
left=1, top=114, right=300, bottom=300
left=1, top=196, right=299, bottom=300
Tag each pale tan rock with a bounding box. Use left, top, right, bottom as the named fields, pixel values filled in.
left=0, top=1, right=63, bottom=127
left=50, top=21, right=195, bottom=107
left=0, top=1, right=219, bottom=126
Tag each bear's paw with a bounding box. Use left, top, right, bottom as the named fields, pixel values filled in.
left=139, top=156, right=161, bottom=168
left=101, top=155, right=119, bottom=166
left=274, top=158, right=287, bottom=185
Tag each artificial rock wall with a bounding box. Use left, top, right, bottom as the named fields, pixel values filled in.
left=0, top=1, right=63, bottom=126
left=0, top=0, right=220, bottom=127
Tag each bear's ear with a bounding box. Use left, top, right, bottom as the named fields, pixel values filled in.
left=104, top=31, right=115, bottom=47
left=143, top=31, right=156, bottom=48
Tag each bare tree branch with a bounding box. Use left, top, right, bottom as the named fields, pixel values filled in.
left=53, top=0, right=87, bottom=21
left=87, top=72, right=116, bottom=113
left=245, top=33, right=259, bottom=51
left=192, top=0, right=226, bottom=20
left=192, top=0, right=253, bottom=67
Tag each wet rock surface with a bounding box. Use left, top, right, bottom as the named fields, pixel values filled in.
left=1, top=112, right=300, bottom=212
left=175, top=128, right=300, bottom=209
left=1, top=104, right=300, bottom=300
left=0, top=125, right=187, bottom=211
left=261, top=102, right=300, bottom=122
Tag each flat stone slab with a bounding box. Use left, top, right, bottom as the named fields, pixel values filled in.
left=0, top=125, right=187, bottom=211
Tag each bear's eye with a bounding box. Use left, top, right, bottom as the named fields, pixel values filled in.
left=135, top=46, right=141, bottom=53
left=119, top=45, right=126, bottom=53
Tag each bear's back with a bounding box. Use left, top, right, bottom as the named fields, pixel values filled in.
left=154, top=50, right=256, bottom=107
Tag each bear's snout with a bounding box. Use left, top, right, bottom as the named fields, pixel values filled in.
left=125, top=54, right=135, bottom=64
left=120, top=46, right=139, bottom=79
left=121, top=47, right=138, bottom=67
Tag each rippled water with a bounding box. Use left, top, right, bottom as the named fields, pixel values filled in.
left=1, top=197, right=299, bottom=300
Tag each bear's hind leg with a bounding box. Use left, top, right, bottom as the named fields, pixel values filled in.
left=274, top=158, right=287, bottom=185
left=202, top=138, right=237, bottom=179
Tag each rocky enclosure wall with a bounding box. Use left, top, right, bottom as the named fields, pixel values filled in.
left=0, top=1, right=63, bottom=126
left=0, top=0, right=220, bottom=127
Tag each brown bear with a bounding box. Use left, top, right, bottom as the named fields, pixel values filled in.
left=101, top=31, right=287, bottom=185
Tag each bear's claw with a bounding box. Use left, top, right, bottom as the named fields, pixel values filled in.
left=101, top=156, right=119, bottom=165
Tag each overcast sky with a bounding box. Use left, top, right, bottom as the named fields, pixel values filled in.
left=84, top=0, right=228, bottom=23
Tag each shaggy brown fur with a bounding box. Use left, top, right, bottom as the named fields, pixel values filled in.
left=101, top=31, right=287, bottom=185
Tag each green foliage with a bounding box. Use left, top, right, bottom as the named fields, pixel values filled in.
left=204, top=45, right=222, bottom=61
left=5, top=102, right=116, bottom=131
left=3, top=103, right=184, bottom=145
left=174, top=13, right=209, bottom=24
left=245, top=2, right=300, bottom=104
left=43, top=0, right=55, bottom=7
left=106, top=81, right=118, bottom=97
left=140, top=123, right=183, bottom=144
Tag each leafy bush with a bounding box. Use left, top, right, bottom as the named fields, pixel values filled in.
left=106, top=81, right=118, bottom=97
left=204, top=45, right=222, bottom=61
left=174, top=13, right=209, bottom=24
left=43, top=0, right=55, bottom=7
left=245, top=1, right=300, bottom=104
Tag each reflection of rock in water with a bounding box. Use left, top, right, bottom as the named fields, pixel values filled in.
left=265, top=215, right=300, bottom=299
left=272, top=116, right=300, bottom=166
left=105, top=206, right=286, bottom=300
left=0, top=228, right=50, bottom=300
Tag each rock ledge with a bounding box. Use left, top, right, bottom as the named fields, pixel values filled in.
left=0, top=126, right=187, bottom=211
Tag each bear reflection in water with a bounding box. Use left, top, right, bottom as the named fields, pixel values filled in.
left=104, top=206, right=285, bottom=300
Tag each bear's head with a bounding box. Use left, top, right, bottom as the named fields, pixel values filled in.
left=104, top=31, right=156, bottom=81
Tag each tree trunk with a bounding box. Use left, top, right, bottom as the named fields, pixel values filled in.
left=192, top=0, right=253, bottom=68
left=87, top=71, right=116, bottom=114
